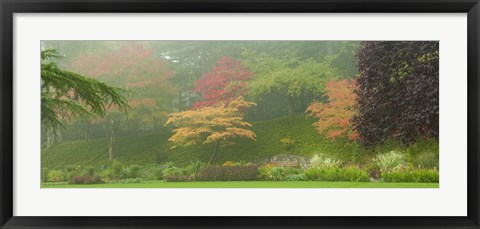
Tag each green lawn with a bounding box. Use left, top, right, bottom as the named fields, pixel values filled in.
left=42, top=181, right=439, bottom=188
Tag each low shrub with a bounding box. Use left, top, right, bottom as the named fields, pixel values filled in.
left=162, top=166, right=185, bottom=178
left=284, top=173, right=308, bottom=181
left=259, top=166, right=303, bottom=181
left=84, top=166, right=95, bottom=176
left=126, top=165, right=142, bottom=178
left=309, top=154, right=341, bottom=168
left=305, top=167, right=369, bottom=182
left=382, top=169, right=439, bottom=183
left=47, top=170, right=65, bottom=182
left=115, top=178, right=145, bottom=184
left=164, top=175, right=193, bottom=182
left=197, top=165, right=258, bottom=181
left=373, top=150, right=406, bottom=173
left=142, top=165, right=164, bottom=181
left=100, top=160, right=128, bottom=181
left=366, top=163, right=381, bottom=180
left=404, top=138, right=439, bottom=169
left=185, top=161, right=202, bottom=180
left=62, top=165, right=82, bottom=181
left=414, top=151, right=439, bottom=169
left=70, top=175, right=104, bottom=184
left=222, top=161, right=253, bottom=166
left=258, top=164, right=273, bottom=180
left=41, top=168, right=49, bottom=183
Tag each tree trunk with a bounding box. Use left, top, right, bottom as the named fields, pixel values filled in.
left=46, top=127, right=54, bottom=149
left=84, top=126, right=89, bottom=142
left=108, top=138, right=114, bottom=161
left=46, top=127, right=52, bottom=148
left=208, top=141, right=217, bottom=165
left=287, top=95, right=294, bottom=117
left=107, top=134, right=115, bottom=161
left=46, top=127, right=62, bottom=148
left=105, top=123, right=115, bottom=161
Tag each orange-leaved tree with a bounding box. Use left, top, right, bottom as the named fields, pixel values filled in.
left=165, top=98, right=256, bottom=164
left=305, top=79, right=358, bottom=140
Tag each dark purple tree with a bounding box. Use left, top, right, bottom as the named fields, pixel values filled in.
left=352, top=41, right=439, bottom=147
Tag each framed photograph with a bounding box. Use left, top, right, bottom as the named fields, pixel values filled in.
left=1, top=0, right=479, bottom=228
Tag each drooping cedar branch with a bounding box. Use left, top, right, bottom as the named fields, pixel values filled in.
left=41, top=49, right=129, bottom=129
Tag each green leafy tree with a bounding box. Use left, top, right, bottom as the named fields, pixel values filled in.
left=41, top=49, right=128, bottom=147
left=244, top=52, right=340, bottom=117
left=92, top=111, right=128, bottom=161
left=128, top=101, right=166, bottom=134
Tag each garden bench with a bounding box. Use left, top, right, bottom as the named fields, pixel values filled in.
left=270, top=161, right=298, bottom=167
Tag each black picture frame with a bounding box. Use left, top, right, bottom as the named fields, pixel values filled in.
left=1, top=0, right=479, bottom=228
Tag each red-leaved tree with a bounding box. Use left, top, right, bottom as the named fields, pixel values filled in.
left=68, top=42, right=175, bottom=92
left=192, top=56, right=254, bottom=108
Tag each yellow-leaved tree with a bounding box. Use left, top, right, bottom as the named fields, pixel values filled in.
left=165, top=98, right=256, bottom=164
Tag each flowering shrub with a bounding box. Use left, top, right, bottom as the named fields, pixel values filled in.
left=197, top=165, right=258, bottom=181
left=305, top=167, right=369, bottom=182
left=222, top=161, right=235, bottom=167
left=309, top=154, right=341, bottom=168
left=382, top=168, right=438, bottom=183
left=373, top=150, right=406, bottom=173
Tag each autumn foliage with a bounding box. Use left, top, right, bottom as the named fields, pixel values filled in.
left=67, top=42, right=176, bottom=111
left=68, top=42, right=174, bottom=89
left=165, top=98, right=257, bottom=148
left=192, top=56, right=254, bottom=109
left=306, top=79, right=358, bottom=139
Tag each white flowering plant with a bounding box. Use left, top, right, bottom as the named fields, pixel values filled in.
left=309, top=153, right=341, bottom=168
left=373, top=150, right=406, bottom=172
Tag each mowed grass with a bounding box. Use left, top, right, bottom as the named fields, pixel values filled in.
left=42, top=181, right=439, bottom=188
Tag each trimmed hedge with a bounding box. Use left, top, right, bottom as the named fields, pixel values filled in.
left=164, top=175, right=193, bottom=182
left=70, top=175, right=104, bottom=184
